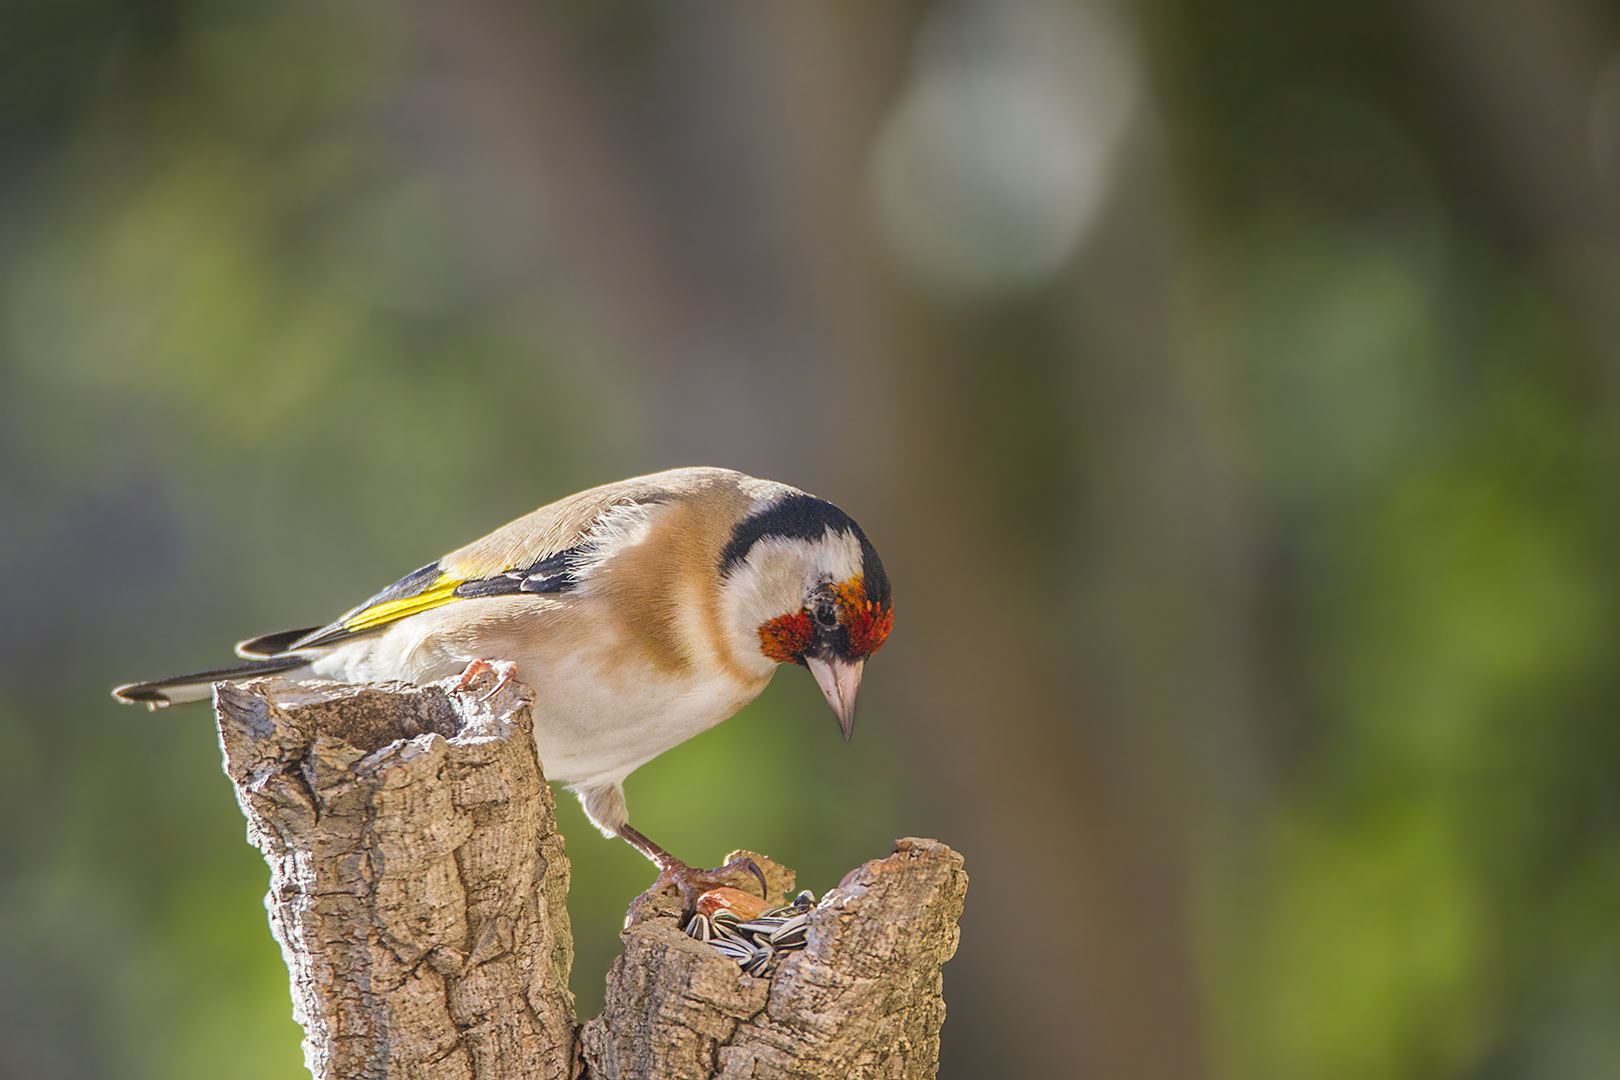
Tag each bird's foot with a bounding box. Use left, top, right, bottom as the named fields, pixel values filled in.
left=618, top=824, right=777, bottom=923
left=452, top=658, right=518, bottom=702
left=649, top=852, right=770, bottom=914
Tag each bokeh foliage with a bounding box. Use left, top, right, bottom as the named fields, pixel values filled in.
left=3, top=1, right=1620, bottom=1079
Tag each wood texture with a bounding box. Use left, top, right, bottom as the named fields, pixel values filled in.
left=214, top=673, right=578, bottom=1080
left=213, top=675, right=965, bottom=1079
left=583, top=839, right=968, bottom=1080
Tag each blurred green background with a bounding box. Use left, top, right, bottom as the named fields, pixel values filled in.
left=4, top=1, right=1620, bottom=1077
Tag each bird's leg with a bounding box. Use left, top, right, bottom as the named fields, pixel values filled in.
left=617, top=823, right=769, bottom=912
left=451, top=658, right=519, bottom=701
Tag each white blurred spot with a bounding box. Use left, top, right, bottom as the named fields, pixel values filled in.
left=870, top=0, right=1138, bottom=297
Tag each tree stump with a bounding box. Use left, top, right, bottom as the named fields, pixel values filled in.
left=582, top=838, right=967, bottom=1080
left=213, top=676, right=967, bottom=1079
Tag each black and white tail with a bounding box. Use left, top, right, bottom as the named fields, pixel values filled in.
left=112, top=655, right=312, bottom=709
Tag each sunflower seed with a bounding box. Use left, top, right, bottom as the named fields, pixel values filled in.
left=689, top=888, right=817, bottom=974
left=768, top=915, right=808, bottom=948
left=734, top=918, right=780, bottom=939
left=708, top=937, right=756, bottom=962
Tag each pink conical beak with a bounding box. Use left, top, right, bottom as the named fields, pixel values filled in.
left=806, top=656, right=864, bottom=740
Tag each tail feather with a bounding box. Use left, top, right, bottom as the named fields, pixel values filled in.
left=235, top=626, right=324, bottom=658
left=113, top=655, right=312, bottom=709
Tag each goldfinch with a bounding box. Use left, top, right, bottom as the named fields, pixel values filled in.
left=114, top=467, right=894, bottom=899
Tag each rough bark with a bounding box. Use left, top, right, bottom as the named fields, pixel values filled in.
left=214, top=673, right=578, bottom=1080
left=582, top=838, right=968, bottom=1080
left=213, top=675, right=966, bottom=1080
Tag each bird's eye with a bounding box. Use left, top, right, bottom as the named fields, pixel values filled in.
left=810, top=594, right=840, bottom=629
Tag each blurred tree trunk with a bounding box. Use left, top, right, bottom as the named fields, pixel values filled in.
left=857, top=118, right=1257, bottom=1079
left=1409, top=0, right=1620, bottom=390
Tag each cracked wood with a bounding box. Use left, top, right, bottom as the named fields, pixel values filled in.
left=212, top=675, right=966, bottom=1079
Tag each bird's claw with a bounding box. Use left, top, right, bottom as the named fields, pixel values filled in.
left=652, top=853, right=770, bottom=915
left=452, top=658, right=518, bottom=701
left=731, top=854, right=770, bottom=897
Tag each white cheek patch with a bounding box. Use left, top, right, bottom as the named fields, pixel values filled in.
left=718, top=529, right=865, bottom=666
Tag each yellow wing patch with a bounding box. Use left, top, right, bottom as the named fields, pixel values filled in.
left=292, top=527, right=588, bottom=653
left=339, top=573, right=466, bottom=634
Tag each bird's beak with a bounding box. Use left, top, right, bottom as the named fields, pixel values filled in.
left=806, top=655, right=864, bottom=740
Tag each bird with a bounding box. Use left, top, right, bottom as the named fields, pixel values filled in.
left=113, top=466, right=894, bottom=904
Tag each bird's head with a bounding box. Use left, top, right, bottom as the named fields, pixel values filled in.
left=719, top=493, right=893, bottom=739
